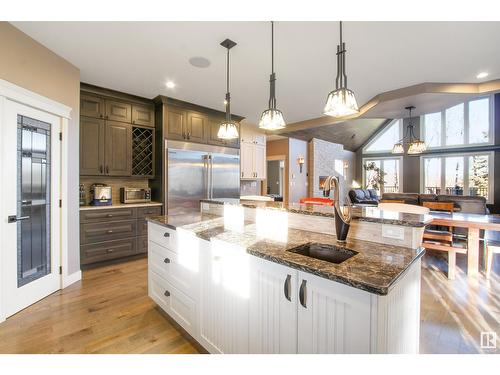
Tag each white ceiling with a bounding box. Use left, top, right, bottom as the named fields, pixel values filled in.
left=11, top=21, right=500, bottom=124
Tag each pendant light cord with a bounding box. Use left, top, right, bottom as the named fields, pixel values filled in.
left=269, top=21, right=277, bottom=109
left=226, top=47, right=231, bottom=121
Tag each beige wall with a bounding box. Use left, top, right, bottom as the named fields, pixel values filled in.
left=288, top=138, right=308, bottom=203
left=0, top=22, right=81, bottom=274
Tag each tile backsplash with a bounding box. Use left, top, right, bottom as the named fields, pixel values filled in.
left=240, top=180, right=261, bottom=196
left=80, top=177, right=150, bottom=205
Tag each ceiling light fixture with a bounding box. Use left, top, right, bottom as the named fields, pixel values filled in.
left=476, top=72, right=489, bottom=79
left=392, top=106, right=426, bottom=155
left=166, top=81, right=176, bottom=89
left=259, top=21, right=286, bottom=131
left=324, top=21, right=359, bottom=118
left=217, top=39, right=239, bottom=140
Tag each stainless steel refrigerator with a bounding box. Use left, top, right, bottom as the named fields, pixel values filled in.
left=166, top=140, right=240, bottom=215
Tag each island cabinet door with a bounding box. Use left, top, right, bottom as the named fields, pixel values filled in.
left=249, top=257, right=298, bottom=354
left=198, top=239, right=249, bottom=354
left=297, top=271, right=372, bottom=354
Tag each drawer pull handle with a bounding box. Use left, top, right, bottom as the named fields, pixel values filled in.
left=164, top=258, right=170, bottom=264
left=107, top=214, right=113, bottom=218
left=107, top=230, right=113, bottom=234
left=107, top=249, right=113, bottom=253
left=164, top=232, right=170, bottom=237
left=164, top=290, right=170, bottom=297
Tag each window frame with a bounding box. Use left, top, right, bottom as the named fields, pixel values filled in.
left=362, top=119, right=403, bottom=154
left=420, top=95, right=494, bottom=150
left=419, top=151, right=494, bottom=204
left=362, top=156, right=404, bottom=194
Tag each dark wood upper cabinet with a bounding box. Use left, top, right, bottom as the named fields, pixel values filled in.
left=104, top=121, right=131, bottom=176
left=208, top=117, right=240, bottom=148
left=166, top=106, right=187, bottom=140
left=105, top=100, right=132, bottom=123
left=80, top=116, right=105, bottom=176
left=81, top=94, right=105, bottom=119
left=186, top=111, right=207, bottom=143
left=132, top=104, right=154, bottom=127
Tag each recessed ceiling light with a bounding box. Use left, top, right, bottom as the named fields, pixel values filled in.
left=476, top=72, right=489, bottom=79
left=189, top=56, right=211, bottom=68
left=166, top=81, right=176, bottom=89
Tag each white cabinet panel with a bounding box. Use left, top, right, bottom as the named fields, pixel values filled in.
left=249, top=257, right=298, bottom=353
left=297, top=271, right=371, bottom=354
left=148, top=223, right=177, bottom=251
left=241, top=142, right=255, bottom=179
left=198, top=239, right=250, bottom=354
left=254, top=145, right=266, bottom=179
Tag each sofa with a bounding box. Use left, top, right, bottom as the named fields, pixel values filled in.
left=348, top=189, right=379, bottom=205
left=380, top=192, right=488, bottom=214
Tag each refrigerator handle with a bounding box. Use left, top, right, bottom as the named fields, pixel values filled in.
left=209, top=155, right=214, bottom=199
left=204, top=155, right=210, bottom=199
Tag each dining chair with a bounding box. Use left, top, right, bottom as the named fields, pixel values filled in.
left=485, top=243, right=499, bottom=279
left=421, top=201, right=465, bottom=280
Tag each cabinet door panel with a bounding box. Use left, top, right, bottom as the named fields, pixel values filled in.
left=297, top=271, right=371, bottom=354
left=132, top=104, right=154, bottom=127
left=105, top=100, right=132, bottom=123
left=80, top=116, right=105, bottom=176
left=254, top=144, right=266, bottom=179
left=199, top=239, right=249, bottom=353
left=166, top=107, right=186, bottom=140
left=104, top=121, right=131, bottom=176
left=186, top=112, right=207, bottom=143
left=249, top=257, right=298, bottom=353
left=81, top=94, right=105, bottom=119
left=240, top=142, right=254, bottom=179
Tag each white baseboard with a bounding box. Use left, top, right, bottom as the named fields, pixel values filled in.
left=63, top=270, right=82, bottom=288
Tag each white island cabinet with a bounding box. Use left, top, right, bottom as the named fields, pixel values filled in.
left=148, top=221, right=421, bottom=354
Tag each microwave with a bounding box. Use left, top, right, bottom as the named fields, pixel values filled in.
left=120, top=187, right=151, bottom=204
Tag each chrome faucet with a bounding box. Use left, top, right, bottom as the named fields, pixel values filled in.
left=323, top=176, right=352, bottom=243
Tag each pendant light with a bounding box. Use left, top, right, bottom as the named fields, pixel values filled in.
left=218, top=39, right=239, bottom=140
left=392, top=106, right=427, bottom=155
left=259, top=21, right=286, bottom=130
left=324, top=21, right=359, bottom=117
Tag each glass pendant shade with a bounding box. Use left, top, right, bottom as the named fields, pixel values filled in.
left=259, top=108, right=286, bottom=130
left=392, top=143, right=404, bottom=154
left=323, top=88, right=359, bottom=117
left=217, top=121, right=239, bottom=140
left=407, top=140, right=427, bottom=155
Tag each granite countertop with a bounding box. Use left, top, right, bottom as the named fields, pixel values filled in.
left=148, top=214, right=424, bottom=295
left=80, top=202, right=163, bottom=211
left=201, top=198, right=432, bottom=228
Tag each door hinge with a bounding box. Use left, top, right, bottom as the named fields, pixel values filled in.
left=59, top=132, right=62, bottom=141
left=59, top=266, right=62, bottom=275
left=59, top=199, right=62, bottom=208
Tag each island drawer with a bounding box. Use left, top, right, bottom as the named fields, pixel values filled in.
left=81, top=220, right=137, bottom=244
left=80, top=208, right=136, bottom=223
left=149, top=240, right=196, bottom=296
left=149, top=271, right=197, bottom=337
left=148, top=223, right=177, bottom=251
left=137, top=206, right=162, bottom=218
left=81, top=238, right=136, bottom=265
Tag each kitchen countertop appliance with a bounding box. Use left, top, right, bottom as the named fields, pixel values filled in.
left=90, top=183, right=112, bottom=206
left=120, top=187, right=152, bottom=204
left=166, top=140, right=240, bottom=215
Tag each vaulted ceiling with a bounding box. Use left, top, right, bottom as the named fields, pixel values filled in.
left=12, top=21, right=500, bottom=127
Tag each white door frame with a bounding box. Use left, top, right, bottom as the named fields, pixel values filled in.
left=0, top=79, right=73, bottom=323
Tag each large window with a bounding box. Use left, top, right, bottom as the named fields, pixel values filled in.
left=363, top=157, right=402, bottom=196
left=420, top=152, right=494, bottom=202
left=421, top=96, right=492, bottom=149
left=363, top=120, right=402, bottom=153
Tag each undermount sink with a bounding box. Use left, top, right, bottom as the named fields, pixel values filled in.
left=287, top=242, right=358, bottom=264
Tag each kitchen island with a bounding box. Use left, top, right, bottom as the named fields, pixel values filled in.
left=146, top=200, right=430, bottom=354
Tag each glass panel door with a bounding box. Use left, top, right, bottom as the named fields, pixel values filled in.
left=17, top=115, right=52, bottom=287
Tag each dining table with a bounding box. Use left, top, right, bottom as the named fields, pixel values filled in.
left=427, top=211, right=500, bottom=277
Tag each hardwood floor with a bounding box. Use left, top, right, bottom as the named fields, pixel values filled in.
left=0, top=258, right=200, bottom=354
left=0, top=253, right=498, bottom=354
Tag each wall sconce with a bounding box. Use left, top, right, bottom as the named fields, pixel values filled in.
left=343, top=161, right=349, bottom=176
left=297, top=156, right=305, bottom=173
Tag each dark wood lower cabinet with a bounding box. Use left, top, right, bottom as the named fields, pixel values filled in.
left=80, top=206, right=161, bottom=266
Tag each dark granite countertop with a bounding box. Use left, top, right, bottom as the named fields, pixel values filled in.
left=149, top=213, right=424, bottom=295
left=201, top=198, right=432, bottom=228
